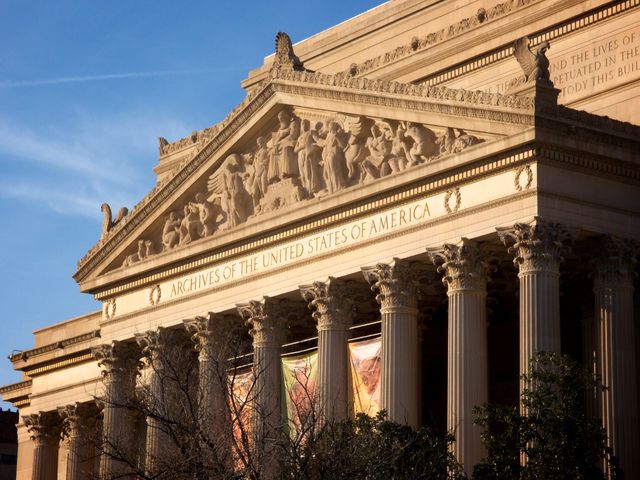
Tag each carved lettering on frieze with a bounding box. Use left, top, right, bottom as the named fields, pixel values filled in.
left=119, top=109, right=485, bottom=268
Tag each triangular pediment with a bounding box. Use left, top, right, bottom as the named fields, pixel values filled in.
left=75, top=68, right=536, bottom=291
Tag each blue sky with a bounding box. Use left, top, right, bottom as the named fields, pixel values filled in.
left=0, top=0, right=383, bottom=408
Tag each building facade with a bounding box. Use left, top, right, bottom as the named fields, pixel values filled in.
left=2, top=0, right=640, bottom=478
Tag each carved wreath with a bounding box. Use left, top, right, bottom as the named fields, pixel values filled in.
left=444, top=188, right=462, bottom=214
left=149, top=285, right=162, bottom=306
left=104, top=299, right=117, bottom=320
left=514, top=165, right=533, bottom=192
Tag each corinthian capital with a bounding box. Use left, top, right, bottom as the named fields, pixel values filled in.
left=135, top=327, right=185, bottom=360
left=497, top=217, right=571, bottom=273
left=23, top=411, right=61, bottom=443
left=361, top=258, right=419, bottom=311
left=237, top=297, right=288, bottom=347
left=92, top=341, right=140, bottom=378
left=594, top=235, right=638, bottom=288
left=299, top=277, right=355, bottom=331
left=58, top=403, right=99, bottom=440
left=428, top=238, right=491, bottom=291
left=184, top=312, right=241, bottom=361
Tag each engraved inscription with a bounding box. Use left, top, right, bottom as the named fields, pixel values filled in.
left=551, top=26, right=640, bottom=102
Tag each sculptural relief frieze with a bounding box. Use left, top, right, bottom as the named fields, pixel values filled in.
left=119, top=108, right=485, bottom=268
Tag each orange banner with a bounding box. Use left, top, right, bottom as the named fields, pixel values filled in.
left=229, top=368, right=253, bottom=467
left=349, top=336, right=381, bottom=416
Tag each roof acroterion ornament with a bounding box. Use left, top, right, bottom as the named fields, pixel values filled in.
left=272, top=31, right=304, bottom=71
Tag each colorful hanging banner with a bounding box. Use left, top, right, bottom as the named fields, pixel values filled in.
left=281, top=350, right=318, bottom=438
left=349, top=336, right=381, bottom=416
left=229, top=368, right=253, bottom=466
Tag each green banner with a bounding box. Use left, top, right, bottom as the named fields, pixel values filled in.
left=281, top=351, right=318, bottom=438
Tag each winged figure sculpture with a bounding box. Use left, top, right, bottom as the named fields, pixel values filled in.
left=513, top=36, right=551, bottom=83
left=101, top=203, right=128, bottom=241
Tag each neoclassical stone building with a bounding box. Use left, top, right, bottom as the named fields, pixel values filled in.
left=2, top=0, right=639, bottom=478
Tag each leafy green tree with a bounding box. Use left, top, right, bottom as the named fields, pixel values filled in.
left=287, top=411, right=466, bottom=480
left=473, top=352, right=616, bottom=480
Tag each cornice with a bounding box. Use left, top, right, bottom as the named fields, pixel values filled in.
left=537, top=146, right=640, bottom=182
left=74, top=81, right=276, bottom=281
left=9, top=330, right=101, bottom=363
left=0, top=380, right=32, bottom=395
left=75, top=69, right=534, bottom=284
left=423, top=0, right=639, bottom=85
left=22, top=352, right=95, bottom=377
left=344, top=0, right=544, bottom=79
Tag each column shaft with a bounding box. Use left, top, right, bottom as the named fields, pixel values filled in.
left=300, top=278, right=353, bottom=422
left=59, top=403, right=99, bottom=480
left=136, top=328, right=191, bottom=476
left=447, top=289, right=487, bottom=469
left=519, top=269, right=561, bottom=386
left=93, top=341, right=139, bottom=480
left=363, top=259, right=419, bottom=427
left=380, top=305, right=418, bottom=426
left=185, top=313, right=235, bottom=466
left=498, top=218, right=568, bottom=399
left=32, top=438, right=58, bottom=480
left=429, top=239, right=489, bottom=475
left=24, top=412, right=60, bottom=480
left=237, top=298, right=287, bottom=476
left=594, top=237, right=639, bottom=479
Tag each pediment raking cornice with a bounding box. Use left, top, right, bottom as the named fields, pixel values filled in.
left=74, top=68, right=536, bottom=284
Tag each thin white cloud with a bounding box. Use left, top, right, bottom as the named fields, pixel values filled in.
left=0, top=68, right=228, bottom=88
left=0, top=181, right=113, bottom=218
left=0, top=120, right=128, bottom=183
left=0, top=110, right=191, bottom=219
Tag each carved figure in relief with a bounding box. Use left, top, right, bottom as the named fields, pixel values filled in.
left=144, top=240, right=154, bottom=257
left=179, top=205, right=201, bottom=245
left=100, top=203, right=128, bottom=241
left=189, top=193, right=218, bottom=237
left=162, top=212, right=181, bottom=251
left=437, top=127, right=484, bottom=155
left=272, top=111, right=300, bottom=181
left=295, top=120, right=323, bottom=195
left=389, top=123, right=410, bottom=172
left=362, top=124, right=393, bottom=181
left=404, top=122, right=437, bottom=164
left=123, top=239, right=147, bottom=267
left=316, top=122, right=348, bottom=194
left=344, top=117, right=369, bottom=183
left=251, top=136, right=271, bottom=206
left=221, top=156, right=252, bottom=228
left=513, top=36, right=551, bottom=83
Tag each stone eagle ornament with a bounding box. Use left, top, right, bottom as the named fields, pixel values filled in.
left=273, top=31, right=304, bottom=71
left=100, top=203, right=128, bottom=241
left=513, top=36, right=551, bottom=83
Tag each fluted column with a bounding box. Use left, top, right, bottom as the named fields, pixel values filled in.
left=593, top=236, right=639, bottom=479
left=498, top=218, right=569, bottom=395
left=300, top=277, right=354, bottom=422
left=58, top=403, right=99, bottom=480
left=93, top=341, right=140, bottom=480
left=24, top=412, right=61, bottom=480
left=362, top=258, right=420, bottom=427
left=185, top=313, right=238, bottom=466
left=237, top=297, right=288, bottom=473
left=429, top=239, right=490, bottom=475
left=136, top=328, right=188, bottom=476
